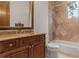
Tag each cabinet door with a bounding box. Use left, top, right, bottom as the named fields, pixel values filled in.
left=6, top=50, right=28, bottom=58
left=30, top=42, right=45, bottom=58
left=5, top=47, right=28, bottom=58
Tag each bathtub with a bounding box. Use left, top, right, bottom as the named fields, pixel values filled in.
left=51, top=40, right=79, bottom=58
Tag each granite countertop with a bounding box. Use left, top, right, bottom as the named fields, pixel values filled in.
left=0, top=32, right=45, bottom=41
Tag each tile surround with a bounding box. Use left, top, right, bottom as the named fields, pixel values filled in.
left=49, top=1, right=79, bottom=42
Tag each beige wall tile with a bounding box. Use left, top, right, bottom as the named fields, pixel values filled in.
left=49, top=1, right=79, bottom=42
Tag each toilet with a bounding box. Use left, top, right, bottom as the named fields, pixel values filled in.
left=46, top=42, right=59, bottom=58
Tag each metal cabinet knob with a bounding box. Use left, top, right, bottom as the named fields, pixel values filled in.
left=9, top=43, right=13, bottom=47
left=29, top=46, right=31, bottom=48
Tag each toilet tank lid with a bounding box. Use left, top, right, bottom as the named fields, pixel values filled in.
left=47, top=42, right=59, bottom=48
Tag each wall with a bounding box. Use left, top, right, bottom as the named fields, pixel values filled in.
left=48, top=1, right=55, bottom=41
left=10, top=1, right=31, bottom=27
left=34, top=1, right=49, bottom=44
left=52, top=1, right=79, bottom=42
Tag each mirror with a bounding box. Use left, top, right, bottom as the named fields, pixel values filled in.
left=0, top=1, right=34, bottom=30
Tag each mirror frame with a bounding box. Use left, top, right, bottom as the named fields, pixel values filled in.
left=0, top=1, right=34, bottom=30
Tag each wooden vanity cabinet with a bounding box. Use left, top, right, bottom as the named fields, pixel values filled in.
left=0, top=34, right=45, bottom=58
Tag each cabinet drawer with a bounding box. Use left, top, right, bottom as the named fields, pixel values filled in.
left=20, top=35, right=45, bottom=47
left=0, top=39, right=19, bottom=53
left=20, top=37, right=30, bottom=46
left=34, top=35, right=45, bottom=42
left=20, top=36, right=36, bottom=47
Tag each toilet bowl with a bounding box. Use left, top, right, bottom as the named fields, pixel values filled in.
left=46, top=42, right=59, bottom=58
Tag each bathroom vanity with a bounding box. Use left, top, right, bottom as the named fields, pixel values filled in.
left=0, top=32, right=45, bottom=58
left=0, top=1, right=45, bottom=58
